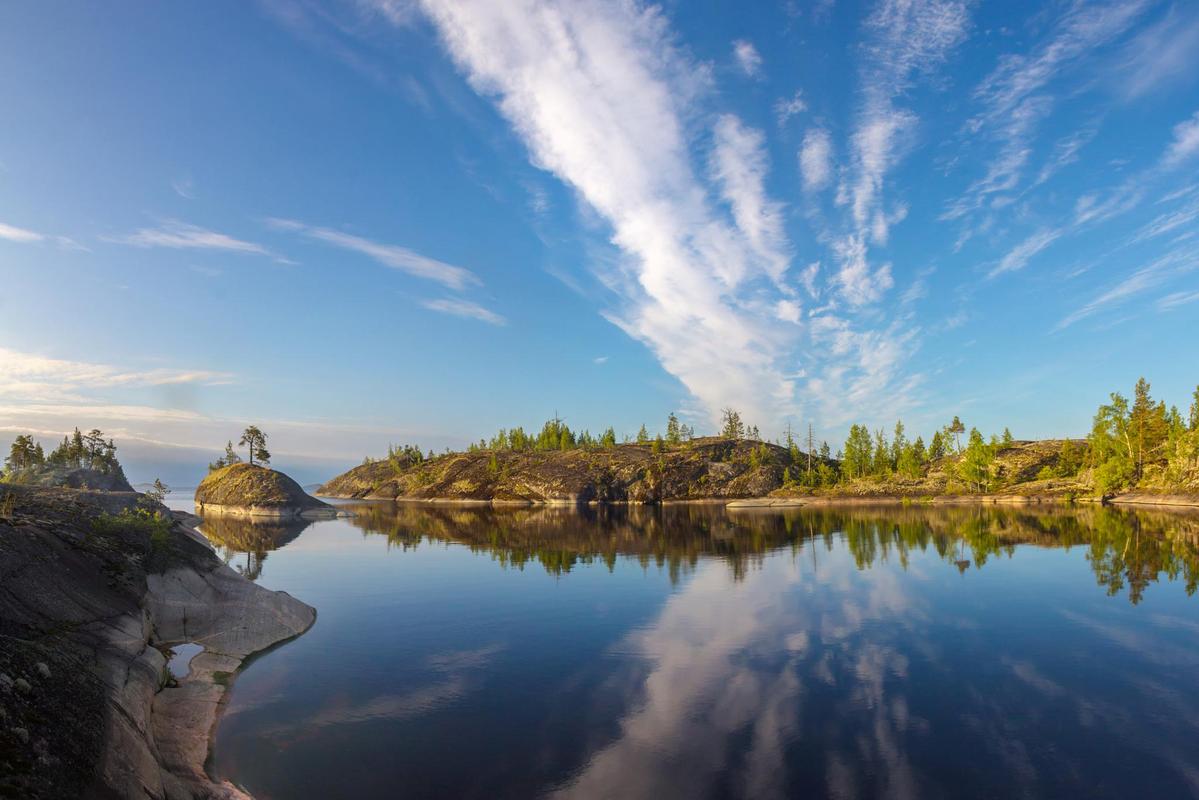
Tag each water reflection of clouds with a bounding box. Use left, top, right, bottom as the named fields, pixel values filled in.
left=253, top=643, right=506, bottom=744
left=555, top=549, right=927, bottom=800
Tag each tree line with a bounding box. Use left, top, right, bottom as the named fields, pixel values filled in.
left=1088, top=378, right=1199, bottom=495
left=370, top=381, right=1199, bottom=497
left=4, top=427, right=125, bottom=479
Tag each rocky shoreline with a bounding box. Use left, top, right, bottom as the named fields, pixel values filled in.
left=0, top=486, right=314, bottom=799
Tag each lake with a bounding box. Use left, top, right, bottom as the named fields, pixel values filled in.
left=184, top=500, right=1199, bottom=799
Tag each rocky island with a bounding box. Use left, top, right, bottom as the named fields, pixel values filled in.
left=319, top=375, right=1199, bottom=509
left=318, top=434, right=1104, bottom=506
left=197, top=462, right=336, bottom=519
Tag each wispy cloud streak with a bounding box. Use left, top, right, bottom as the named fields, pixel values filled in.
left=268, top=218, right=479, bottom=290
left=411, top=0, right=799, bottom=425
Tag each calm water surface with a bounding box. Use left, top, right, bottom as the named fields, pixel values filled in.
left=190, top=501, right=1199, bottom=799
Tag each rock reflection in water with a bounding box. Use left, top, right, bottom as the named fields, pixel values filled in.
left=199, top=515, right=313, bottom=580
left=345, top=502, right=1199, bottom=605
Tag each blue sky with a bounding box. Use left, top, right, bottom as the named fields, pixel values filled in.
left=2, top=0, right=1198, bottom=484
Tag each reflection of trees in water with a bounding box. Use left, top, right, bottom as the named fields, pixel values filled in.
left=199, top=516, right=312, bottom=581
left=345, top=502, right=1199, bottom=603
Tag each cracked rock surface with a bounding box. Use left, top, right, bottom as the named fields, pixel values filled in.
left=0, top=485, right=314, bottom=799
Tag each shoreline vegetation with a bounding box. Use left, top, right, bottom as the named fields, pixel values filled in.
left=319, top=378, right=1199, bottom=509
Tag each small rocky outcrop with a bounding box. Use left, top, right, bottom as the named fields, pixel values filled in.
left=0, top=484, right=315, bottom=799
left=196, top=463, right=334, bottom=518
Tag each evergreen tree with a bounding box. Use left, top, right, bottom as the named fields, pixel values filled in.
left=666, top=413, right=682, bottom=445
left=890, top=421, right=907, bottom=470
left=947, top=416, right=966, bottom=453
left=600, top=427, right=617, bottom=449
left=871, top=429, right=891, bottom=477
left=1089, top=392, right=1135, bottom=495
left=5, top=435, right=42, bottom=472
left=958, top=428, right=995, bottom=492
left=1129, top=377, right=1168, bottom=479
left=842, top=424, right=873, bottom=479
left=239, top=425, right=269, bottom=466
left=928, top=430, right=947, bottom=461
left=636, top=424, right=650, bottom=444
left=1056, top=439, right=1082, bottom=478
left=144, top=478, right=170, bottom=504
left=720, top=408, right=745, bottom=440
left=71, top=428, right=85, bottom=468
left=1001, top=427, right=1014, bottom=446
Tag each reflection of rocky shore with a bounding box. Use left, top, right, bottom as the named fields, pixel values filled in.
left=199, top=516, right=314, bottom=581
left=344, top=502, right=1199, bottom=604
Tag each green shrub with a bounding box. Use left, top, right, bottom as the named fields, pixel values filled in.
left=92, top=507, right=173, bottom=551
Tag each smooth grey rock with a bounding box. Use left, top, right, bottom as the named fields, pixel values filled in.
left=14, top=678, right=31, bottom=694
left=35, top=662, right=51, bottom=679
left=14, top=726, right=30, bottom=744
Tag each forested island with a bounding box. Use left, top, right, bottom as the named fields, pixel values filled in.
left=320, top=378, right=1199, bottom=506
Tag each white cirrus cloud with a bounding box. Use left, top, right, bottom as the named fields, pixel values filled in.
left=0, top=221, right=45, bottom=243
left=1054, top=246, right=1199, bottom=330
left=1156, top=289, right=1199, bottom=310
left=838, top=0, right=968, bottom=301
left=1161, top=110, right=1199, bottom=170
left=710, top=114, right=792, bottom=286
left=106, top=220, right=277, bottom=258
left=269, top=218, right=479, bottom=290
left=410, top=0, right=800, bottom=426
left=0, top=347, right=232, bottom=396
left=946, top=1, right=1151, bottom=224
left=421, top=297, right=506, bottom=325
left=988, top=228, right=1061, bottom=279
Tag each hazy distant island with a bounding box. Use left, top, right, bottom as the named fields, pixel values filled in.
left=319, top=378, right=1199, bottom=508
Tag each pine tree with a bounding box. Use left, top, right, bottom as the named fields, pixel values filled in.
left=958, top=428, right=995, bottom=492
left=871, top=429, right=891, bottom=477
left=240, top=426, right=269, bottom=466
left=5, top=435, right=41, bottom=472
left=720, top=408, right=745, bottom=440
left=890, top=420, right=907, bottom=471
left=948, top=416, right=966, bottom=453
left=1001, top=427, right=1014, bottom=446
left=1129, top=377, right=1168, bottom=479
left=666, top=413, right=682, bottom=445
left=600, top=427, right=617, bottom=449
left=929, top=430, right=947, bottom=461
left=636, top=424, right=650, bottom=444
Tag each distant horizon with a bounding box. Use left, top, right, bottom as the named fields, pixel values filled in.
left=3, top=1, right=1198, bottom=483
